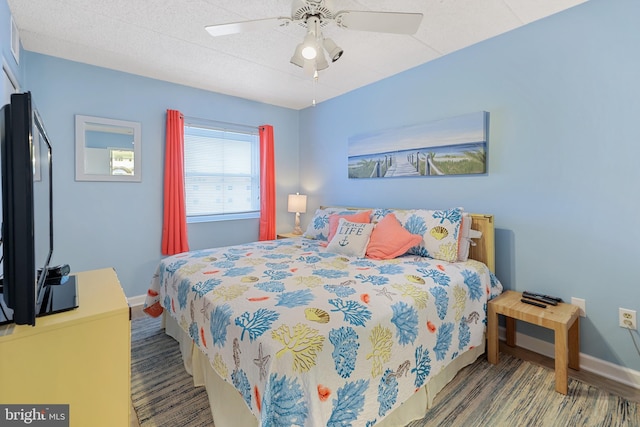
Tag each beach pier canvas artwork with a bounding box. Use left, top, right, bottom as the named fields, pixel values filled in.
left=348, top=111, right=489, bottom=179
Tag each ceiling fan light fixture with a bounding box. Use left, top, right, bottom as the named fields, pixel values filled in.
left=303, top=58, right=315, bottom=76
left=301, top=46, right=317, bottom=60
left=322, top=38, right=343, bottom=62
left=315, top=48, right=329, bottom=71
left=301, top=33, right=318, bottom=59
left=290, top=43, right=306, bottom=67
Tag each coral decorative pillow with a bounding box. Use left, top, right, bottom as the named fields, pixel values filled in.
left=327, top=210, right=371, bottom=242
left=366, top=214, right=423, bottom=260
left=325, top=219, right=374, bottom=258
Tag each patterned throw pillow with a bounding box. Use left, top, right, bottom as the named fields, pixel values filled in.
left=374, top=207, right=464, bottom=262
left=327, top=210, right=371, bottom=242
left=304, top=208, right=370, bottom=241
left=325, top=218, right=375, bottom=258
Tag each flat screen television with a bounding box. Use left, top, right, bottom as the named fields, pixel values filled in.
left=0, top=92, right=76, bottom=326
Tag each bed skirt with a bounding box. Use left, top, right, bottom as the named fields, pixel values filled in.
left=163, top=313, right=485, bottom=427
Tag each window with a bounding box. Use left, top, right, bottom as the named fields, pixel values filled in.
left=184, top=121, right=260, bottom=222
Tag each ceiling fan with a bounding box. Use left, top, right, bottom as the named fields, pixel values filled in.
left=205, top=0, right=423, bottom=74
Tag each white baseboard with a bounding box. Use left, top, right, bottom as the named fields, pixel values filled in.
left=499, top=327, right=640, bottom=390
left=128, top=294, right=146, bottom=307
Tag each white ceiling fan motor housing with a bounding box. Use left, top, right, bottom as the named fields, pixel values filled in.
left=292, top=0, right=334, bottom=27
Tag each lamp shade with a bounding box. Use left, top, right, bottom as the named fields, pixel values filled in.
left=288, top=193, right=307, bottom=213
left=301, top=33, right=317, bottom=60
left=290, top=43, right=305, bottom=67
left=323, top=38, right=344, bottom=62
left=315, top=49, right=329, bottom=71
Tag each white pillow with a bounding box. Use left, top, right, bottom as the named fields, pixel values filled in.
left=458, top=213, right=473, bottom=262
left=325, top=218, right=374, bottom=258
left=458, top=225, right=482, bottom=262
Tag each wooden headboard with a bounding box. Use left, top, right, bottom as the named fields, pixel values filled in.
left=318, top=207, right=496, bottom=272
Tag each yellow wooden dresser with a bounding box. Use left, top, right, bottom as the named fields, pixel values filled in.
left=0, top=268, right=130, bottom=426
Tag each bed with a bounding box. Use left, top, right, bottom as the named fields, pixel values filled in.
left=144, top=207, right=502, bottom=427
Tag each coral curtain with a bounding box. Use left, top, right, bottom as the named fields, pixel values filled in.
left=161, top=110, right=189, bottom=255
left=259, top=125, right=276, bottom=241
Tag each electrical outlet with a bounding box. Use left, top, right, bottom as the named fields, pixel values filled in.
left=571, top=297, right=586, bottom=317
left=619, top=308, right=637, bottom=330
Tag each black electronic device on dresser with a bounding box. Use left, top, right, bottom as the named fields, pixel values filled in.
left=0, top=92, right=77, bottom=326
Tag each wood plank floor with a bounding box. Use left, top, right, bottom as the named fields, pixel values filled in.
left=498, top=341, right=640, bottom=403
left=128, top=306, right=639, bottom=427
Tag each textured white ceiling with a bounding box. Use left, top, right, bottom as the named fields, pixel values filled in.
left=7, top=0, right=586, bottom=110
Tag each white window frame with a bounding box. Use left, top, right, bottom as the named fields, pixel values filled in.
left=10, top=17, right=19, bottom=65
left=2, top=59, right=20, bottom=104
left=183, top=118, right=260, bottom=223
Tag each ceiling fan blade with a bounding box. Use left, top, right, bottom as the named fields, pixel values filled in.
left=335, top=11, right=423, bottom=35
left=205, top=17, right=292, bottom=37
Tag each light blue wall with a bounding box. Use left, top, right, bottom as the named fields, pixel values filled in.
left=4, top=0, right=639, bottom=372
left=19, top=54, right=300, bottom=300
left=299, top=0, right=640, bottom=371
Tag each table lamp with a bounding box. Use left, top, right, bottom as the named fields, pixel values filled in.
left=287, top=193, right=307, bottom=235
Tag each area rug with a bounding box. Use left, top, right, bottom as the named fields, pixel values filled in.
left=131, top=316, right=639, bottom=427
left=131, top=316, right=214, bottom=426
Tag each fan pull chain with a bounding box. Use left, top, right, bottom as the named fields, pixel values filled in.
left=312, top=70, right=318, bottom=107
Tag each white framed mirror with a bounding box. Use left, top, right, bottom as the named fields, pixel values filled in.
left=75, top=115, right=141, bottom=182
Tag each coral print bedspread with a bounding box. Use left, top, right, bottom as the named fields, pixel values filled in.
left=144, top=237, right=502, bottom=427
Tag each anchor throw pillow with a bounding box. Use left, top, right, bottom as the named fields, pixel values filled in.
left=325, top=218, right=375, bottom=258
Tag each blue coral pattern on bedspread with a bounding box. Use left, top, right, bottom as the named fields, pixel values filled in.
left=144, top=237, right=502, bottom=427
